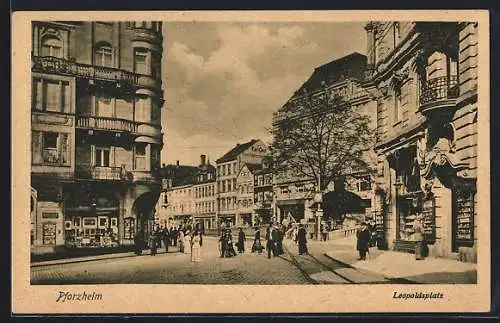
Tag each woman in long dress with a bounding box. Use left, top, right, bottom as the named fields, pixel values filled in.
left=183, top=230, right=191, bottom=254
left=413, top=214, right=425, bottom=260
left=191, top=230, right=202, bottom=262
left=236, top=228, right=246, bottom=253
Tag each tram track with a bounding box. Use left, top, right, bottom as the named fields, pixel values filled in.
left=282, top=242, right=355, bottom=284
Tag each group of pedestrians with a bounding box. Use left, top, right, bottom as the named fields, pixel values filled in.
left=133, top=224, right=203, bottom=262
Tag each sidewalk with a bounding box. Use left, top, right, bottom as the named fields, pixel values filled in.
left=31, top=236, right=220, bottom=267
left=325, top=236, right=477, bottom=284
left=31, top=247, right=175, bottom=267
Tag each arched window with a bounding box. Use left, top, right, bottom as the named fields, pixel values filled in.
left=41, top=35, right=62, bottom=58
left=94, top=43, right=113, bottom=67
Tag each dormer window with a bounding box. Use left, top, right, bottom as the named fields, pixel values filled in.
left=41, top=35, right=62, bottom=58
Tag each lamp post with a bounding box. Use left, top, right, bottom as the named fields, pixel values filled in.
left=314, top=176, right=323, bottom=241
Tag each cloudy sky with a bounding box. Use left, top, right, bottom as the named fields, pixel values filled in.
left=161, top=21, right=367, bottom=166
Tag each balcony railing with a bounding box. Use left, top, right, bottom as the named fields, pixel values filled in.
left=32, top=56, right=139, bottom=85
left=92, top=166, right=123, bottom=180
left=76, top=116, right=138, bottom=133
left=76, top=165, right=124, bottom=181
left=419, top=75, right=459, bottom=107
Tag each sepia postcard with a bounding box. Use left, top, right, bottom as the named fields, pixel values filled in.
left=12, top=10, right=490, bottom=314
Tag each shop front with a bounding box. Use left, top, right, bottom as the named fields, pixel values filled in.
left=64, top=191, right=121, bottom=248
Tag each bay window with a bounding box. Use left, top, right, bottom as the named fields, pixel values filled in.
left=134, top=143, right=147, bottom=170
left=134, top=49, right=149, bottom=75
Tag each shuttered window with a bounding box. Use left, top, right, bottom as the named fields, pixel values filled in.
left=31, top=131, right=71, bottom=166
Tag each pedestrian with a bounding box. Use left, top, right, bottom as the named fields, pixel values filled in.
left=149, top=231, right=157, bottom=256
left=218, top=229, right=226, bottom=257
left=155, top=227, right=162, bottom=249
left=226, top=229, right=237, bottom=257
left=321, top=223, right=328, bottom=242
left=297, top=224, right=308, bottom=255
left=134, top=234, right=143, bottom=256
left=236, top=227, right=246, bottom=253
left=275, top=224, right=284, bottom=255
left=293, top=225, right=298, bottom=244
left=178, top=229, right=185, bottom=253
left=356, top=222, right=371, bottom=260
left=251, top=227, right=264, bottom=254
left=413, top=214, right=425, bottom=260
left=172, top=227, right=178, bottom=247
left=265, top=223, right=277, bottom=259
left=183, top=229, right=192, bottom=254
left=162, top=226, right=170, bottom=253
left=191, top=229, right=202, bottom=262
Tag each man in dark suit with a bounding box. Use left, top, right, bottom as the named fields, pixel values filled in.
left=162, top=226, right=170, bottom=253
left=266, top=223, right=277, bottom=259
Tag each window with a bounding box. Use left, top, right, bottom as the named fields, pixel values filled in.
left=394, top=88, right=401, bottom=122
left=134, top=49, right=149, bottom=75
left=233, top=179, right=237, bottom=191
left=41, top=35, right=62, bottom=58
left=94, top=146, right=111, bottom=167
left=94, top=43, right=113, bottom=67
left=32, top=131, right=70, bottom=166
left=227, top=180, right=232, bottom=192
left=135, top=143, right=147, bottom=170
left=265, top=174, right=273, bottom=185
left=33, top=78, right=71, bottom=113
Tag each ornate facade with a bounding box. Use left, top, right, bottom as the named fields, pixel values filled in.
left=30, top=21, right=164, bottom=253
left=366, top=22, right=478, bottom=261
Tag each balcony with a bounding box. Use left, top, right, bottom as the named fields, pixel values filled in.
left=76, top=116, right=138, bottom=133
left=419, top=76, right=459, bottom=114
left=32, top=56, right=139, bottom=86
left=76, top=166, right=124, bottom=181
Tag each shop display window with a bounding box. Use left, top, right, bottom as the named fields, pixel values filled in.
left=65, top=214, right=119, bottom=248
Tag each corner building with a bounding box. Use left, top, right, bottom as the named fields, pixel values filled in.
left=30, top=21, right=165, bottom=253
left=365, top=22, right=478, bottom=262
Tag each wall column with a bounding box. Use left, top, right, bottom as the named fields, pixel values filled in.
left=429, top=181, right=453, bottom=258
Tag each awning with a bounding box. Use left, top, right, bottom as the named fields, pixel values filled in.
left=135, top=136, right=162, bottom=145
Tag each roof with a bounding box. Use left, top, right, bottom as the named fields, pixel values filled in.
left=159, top=164, right=199, bottom=187
left=292, top=52, right=367, bottom=99
left=216, top=139, right=259, bottom=163
left=243, top=163, right=262, bottom=173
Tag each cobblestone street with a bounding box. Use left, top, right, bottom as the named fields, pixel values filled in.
left=31, top=237, right=311, bottom=285
left=31, top=236, right=414, bottom=285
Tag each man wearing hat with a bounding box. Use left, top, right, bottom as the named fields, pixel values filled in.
left=356, top=222, right=371, bottom=260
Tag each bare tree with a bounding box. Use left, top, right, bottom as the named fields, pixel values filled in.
left=271, top=86, right=375, bottom=192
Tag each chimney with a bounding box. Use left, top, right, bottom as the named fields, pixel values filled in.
left=200, top=154, right=206, bottom=166
left=176, top=160, right=180, bottom=166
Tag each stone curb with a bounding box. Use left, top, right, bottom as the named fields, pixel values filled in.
left=323, top=252, right=417, bottom=284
